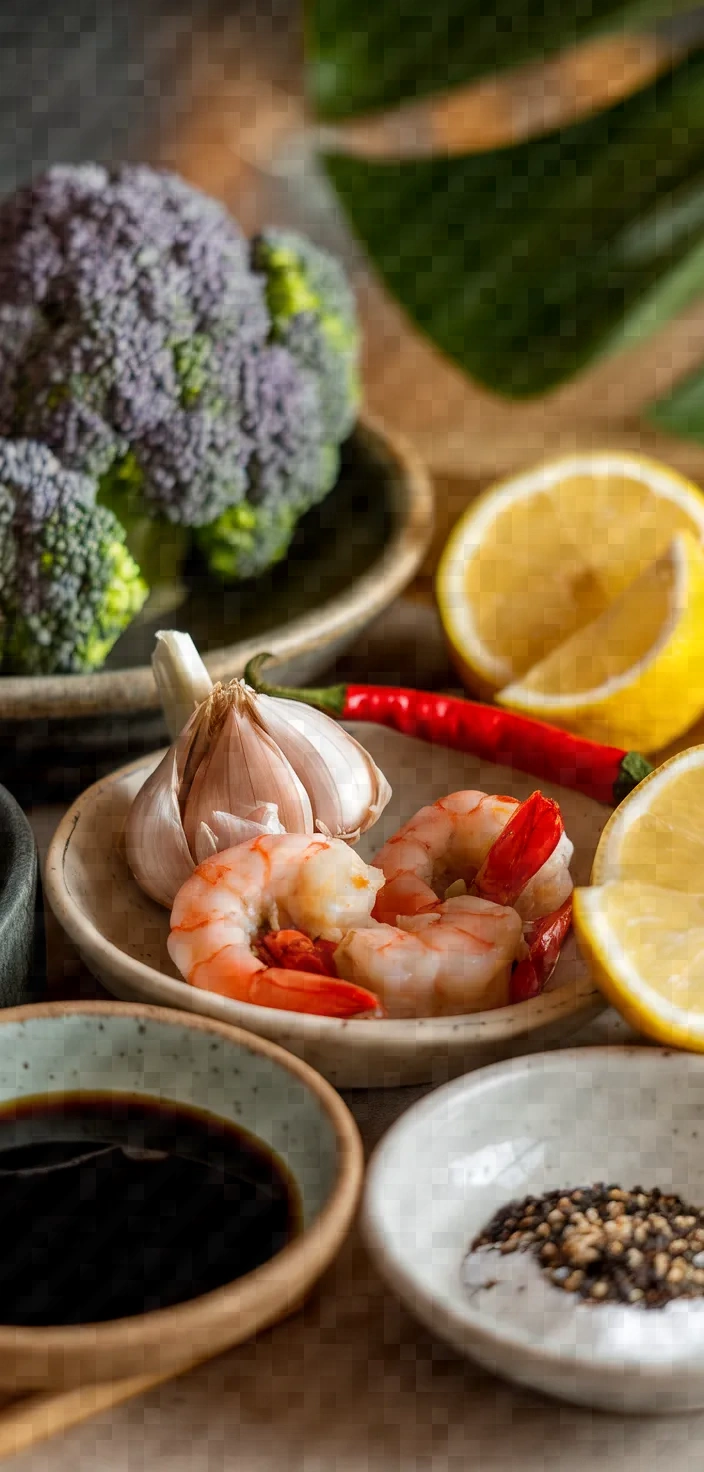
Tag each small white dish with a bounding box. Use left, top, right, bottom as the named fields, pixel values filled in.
left=362, top=1046, right=704, bottom=1413
left=45, top=724, right=609, bottom=1089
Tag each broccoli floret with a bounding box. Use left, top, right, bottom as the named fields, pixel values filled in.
left=252, top=227, right=360, bottom=445
left=195, top=342, right=341, bottom=581
left=198, top=501, right=299, bottom=583
left=0, top=165, right=264, bottom=525
left=0, top=165, right=360, bottom=584
left=197, top=231, right=360, bottom=581
left=0, top=439, right=148, bottom=675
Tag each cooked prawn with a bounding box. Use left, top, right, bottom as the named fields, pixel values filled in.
left=372, top=789, right=573, bottom=926
left=168, top=791, right=575, bottom=1022
left=337, top=788, right=574, bottom=1017
left=334, top=895, right=524, bottom=1017
left=168, top=833, right=385, bottom=1018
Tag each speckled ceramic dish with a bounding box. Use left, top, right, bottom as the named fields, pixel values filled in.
left=45, top=725, right=608, bottom=1089
left=0, top=785, right=40, bottom=1008
left=0, top=1001, right=362, bottom=1392
left=362, top=1047, right=704, bottom=1414
left=0, top=417, right=432, bottom=724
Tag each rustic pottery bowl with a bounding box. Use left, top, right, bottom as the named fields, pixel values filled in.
left=0, top=416, right=432, bottom=728
left=0, top=784, right=40, bottom=1008
left=0, top=1001, right=362, bottom=1392
left=362, top=1047, right=704, bottom=1414
left=45, top=725, right=608, bottom=1089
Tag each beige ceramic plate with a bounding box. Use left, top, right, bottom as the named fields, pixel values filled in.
left=45, top=725, right=608, bottom=1089
left=0, top=416, right=433, bottom=721
left=0, top=1001, right=362, bottom=1393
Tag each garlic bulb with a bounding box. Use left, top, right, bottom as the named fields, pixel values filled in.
left=126, top=634, right=392, bottom=908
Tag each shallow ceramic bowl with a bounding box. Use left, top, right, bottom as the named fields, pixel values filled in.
left=0, top=416, right=432, bottom=725
left=0, top=784, right=40, bottom=1007
left=0, top=1001, right=362, bottom=1392
left=45, top=725, right=608, bottom=1089
left=362, top=1047, right=704, bottom=1414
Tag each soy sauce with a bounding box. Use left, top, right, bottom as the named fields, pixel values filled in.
left=0, top=1095, right=300, bottom=1326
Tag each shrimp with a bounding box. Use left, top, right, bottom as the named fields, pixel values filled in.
left=334, top=895, right=524, bottom=1018
left=335, top=789, right=574, bottom=1018
left=371, top=790, right=573, bottom=926
left=168, top=833, right=386, bottom=1018
left=168, top=792, right=575, bottom=1022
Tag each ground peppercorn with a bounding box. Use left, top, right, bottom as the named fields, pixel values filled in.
left=471, top=1185, right=704, bottom=1308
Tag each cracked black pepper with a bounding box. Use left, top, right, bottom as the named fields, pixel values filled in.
left=471, top=1184, right=704, bottom=1307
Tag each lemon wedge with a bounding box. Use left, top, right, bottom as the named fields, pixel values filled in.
left=436, top=451, right=704, bottom=702
left=591, top=744, right=704, bottom=891
left=574, top=746, right=704, bottom=1048
left=495, top=531, right=704, bottom=751
left=574, top=882, right=704, bottom=1049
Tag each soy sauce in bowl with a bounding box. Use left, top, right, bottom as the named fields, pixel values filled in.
left=0, top=1095, right=301, bottom=1326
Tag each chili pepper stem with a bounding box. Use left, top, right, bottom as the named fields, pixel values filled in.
left=244, top=653, right=347, bottom=716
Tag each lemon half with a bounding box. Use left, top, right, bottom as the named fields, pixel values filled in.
left=436, top=452, right=704, bottom=749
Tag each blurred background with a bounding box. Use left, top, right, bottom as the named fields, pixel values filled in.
left=11, top=0, right=704, bottom=584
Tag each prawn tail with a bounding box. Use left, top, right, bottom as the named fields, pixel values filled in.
left=509, top=896, right=573, bottom=1004
left=474, top=791, right=564, bottom=908
left=249, top=968, right=385, bottom=1019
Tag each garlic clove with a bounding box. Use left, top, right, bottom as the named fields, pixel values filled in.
left=182, top=698, right=313, bottom=852
left=194, top=806, right=286, bottom=864
left=255, top=693, right=346, bottom=838
left=125, top=748, right=195, bottom=907
left=245, top=802, right=286, bottom=832
left=257, top=693, right=392, bottom=839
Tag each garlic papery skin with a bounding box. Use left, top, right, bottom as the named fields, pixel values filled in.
left=153, top=630, right=214, bottom=741
left=125, top=650, right=392, bottom=909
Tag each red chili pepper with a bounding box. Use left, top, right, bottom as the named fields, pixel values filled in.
left=509, top=896, right=574, bottom=1004
left=260, top=929, right=339, bottom=978
left=244, top=656, right=653, bottom=808
left=474, top=791, right=564, bottom=908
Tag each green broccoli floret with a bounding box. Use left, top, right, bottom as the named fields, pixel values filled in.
left=0, top=439, right=148, bottom=675
left=197, top=501, right=300, bottom=583
left=196, top=230, right=360, bottom=583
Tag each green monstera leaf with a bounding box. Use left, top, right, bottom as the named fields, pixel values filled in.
left=308, top=0, right=695, bottom=120
left=323, top=51, right=704, bottom=397
left=308, top=0, right=704, bottom=413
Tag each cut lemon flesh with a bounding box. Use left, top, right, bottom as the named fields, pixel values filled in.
left=436, top=452, right=704, bottom=698
left=574, top=745, right=704, bottom=1048
left=495, top=531, right=704, bottom=750
left=592, top=744, right=704, bottom=891
left=574, top=882, right=704, bottom=1049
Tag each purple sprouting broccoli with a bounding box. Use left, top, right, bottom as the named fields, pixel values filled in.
left=0, top=439, right=147, bottom=674
left=198, top=227, right=360, bottom=579
left=0, top=165, right=360, bottom=582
